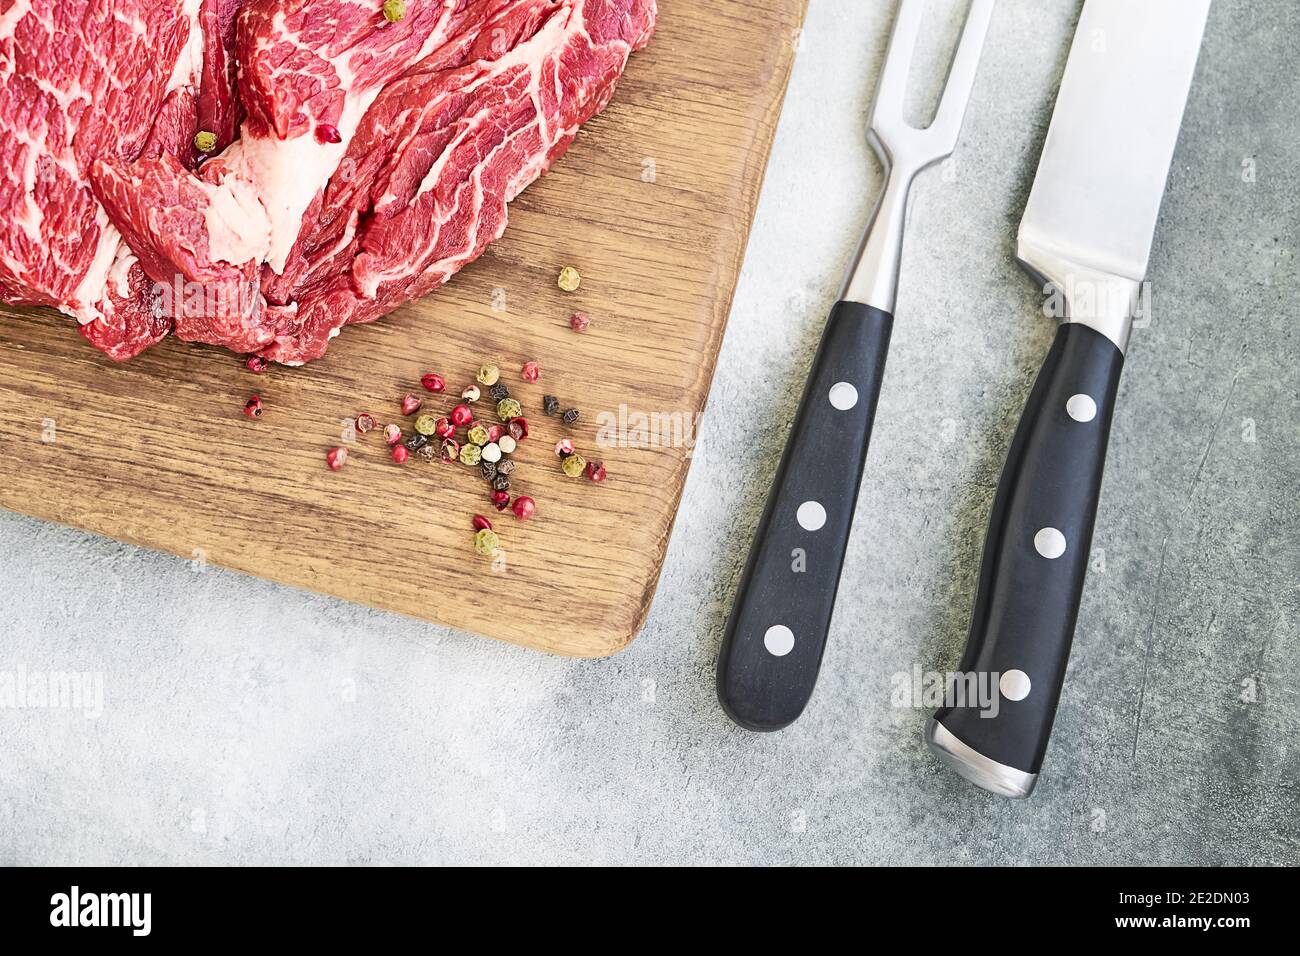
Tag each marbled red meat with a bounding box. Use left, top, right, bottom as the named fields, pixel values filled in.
left=0, top=0, right=200, bottom=315
left=0, top=0, right=244, bottom=358
left=257, top=0, right=656, bottom=363
left=90, top=151, right=269, bottom=351
left=0, top=0, right=655, bottom=364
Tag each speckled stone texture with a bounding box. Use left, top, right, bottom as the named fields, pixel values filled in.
left=1, top=0, right=1296, bottom=865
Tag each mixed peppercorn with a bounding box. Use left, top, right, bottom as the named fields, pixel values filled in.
left=315, top=355, right=609, bottom=559
left=245, top=259, right=606, bottom=560
left=557, top=266, right=582, bottom=292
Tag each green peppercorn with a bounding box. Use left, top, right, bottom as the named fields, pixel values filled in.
left=562, top=408, right=580, bottom=426
left=557, top=265, right=581, bottom=292
left=496, top=398, right=522, bottom=421
left=492, top=474, right=511, bottom=492
left=477, top=362, right=500, bottom=386
left=543, top=395, right=560, bottom=416
left=562, top=452, right=587, bottom=478
left=466, top=423, right=490, bottom=447
left=414, top=414, right=438, bottom=436
left=193, top=130, right=217, bottom=153
left=459, top=443, right=482, bottom=466
left=497, top=458, right=516, bottom=476
left=382, top=0, right=406, bottom=23
left=474, top=528, right=500, bottom=556
left=480, top=460, right=498, bottom=481
left=489, top=382, right=509, bottom=402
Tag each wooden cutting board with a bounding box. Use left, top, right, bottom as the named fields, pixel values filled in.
left=0, top=0, right=807, bottom=657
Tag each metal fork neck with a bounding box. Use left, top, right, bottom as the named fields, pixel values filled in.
left=838, top=0, right=995, bottom=315
left=839, top=156, right=920, bottom=314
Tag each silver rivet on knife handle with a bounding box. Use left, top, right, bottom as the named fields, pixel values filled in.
left=841, top=0, right=995, bottom=314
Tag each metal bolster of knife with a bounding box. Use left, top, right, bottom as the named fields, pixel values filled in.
left=1016, top=235, right=1142, bottom=355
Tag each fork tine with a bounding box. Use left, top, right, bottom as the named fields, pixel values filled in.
left=927, top=0, right=996, bottom=155
left=868, top=0, right=927, bottom=134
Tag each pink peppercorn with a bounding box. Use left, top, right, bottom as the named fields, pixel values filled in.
left=451, top=403, right=473, bottom=427
left=521, top=361, right=540, bottom=383
left=243, top=395, right=263, bottom=418
left=391, top=444, right=410, bottom=464
left=472, top=514, right=493, bottom=532
left=491, top=490, right=511, bottom=511
left=401, top=393, right=422, bottom=415
left=507, top=417, right=529, bottom=441
left=384, top=423, right=402, bottom=445
left=246, top=355, right=268, bottom=374
left=569, top=312, right=590, bottom=332
left=555, top=438, right=574, bottom=457
left=586, top=461, right=607, bottom=482
left=434, top=417, right=455, bottom=439
left=421, top=372, right=446, bottom=392
left=511, top=496, right=535, bottom=520
left=326, top=447, right=348, bottom=470
left=486, top=423, right=504, bottom=443
left=355, top=412, right=376, bottom=434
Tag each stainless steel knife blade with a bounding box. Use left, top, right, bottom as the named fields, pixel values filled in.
left=1016, top=0, right=1210, bottom=352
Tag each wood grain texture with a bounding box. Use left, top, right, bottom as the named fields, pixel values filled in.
left=0, top=0, right=807, bottom=657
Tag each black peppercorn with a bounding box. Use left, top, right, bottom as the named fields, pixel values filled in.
left=404, top=433, right=429, bottom=451
left=492, top=474, right=511, bottom=492
left=480, top=460, right=498, bottom=481
left=543, top=395, right=560, bottom=416
left=416, top=444, right=438, bottom=463
left=562, top=408, right=579, bottom=426
left=489, top=382, right=509, bottom=402
left=496, top=458, right=515, bottom=476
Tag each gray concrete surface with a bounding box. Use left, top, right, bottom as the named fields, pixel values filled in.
left=1, top=0, right=1296, bottom=865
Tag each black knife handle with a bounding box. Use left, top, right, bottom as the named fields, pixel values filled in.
left=930, top=322, right=1124, bottom=793
left=717, top=300, right=893, bottom=731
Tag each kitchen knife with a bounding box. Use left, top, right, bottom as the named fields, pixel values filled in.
left=717, top=0, right=995, bottom=731
left=927, top=0, right=1211, bottom=796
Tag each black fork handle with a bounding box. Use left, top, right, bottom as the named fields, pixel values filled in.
left=717, top=300, right=893, bottom=731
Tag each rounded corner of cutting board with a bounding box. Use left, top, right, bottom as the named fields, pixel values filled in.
left=562, top=623, right=645, bottom=660
left=586, top=596, right=656, bottom=659
left=486, top=581, right=655, bottom=659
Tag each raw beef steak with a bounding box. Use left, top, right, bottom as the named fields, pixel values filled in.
left=0, top=0, right=655, bottom=364
left=0, top=0, right=192, bottom=313
left=0, top=0, right=242, bottom=356
left=256, top=0, right=658, bottom=363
